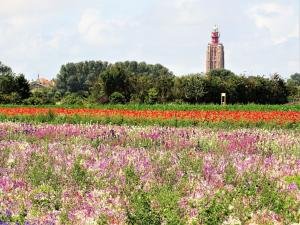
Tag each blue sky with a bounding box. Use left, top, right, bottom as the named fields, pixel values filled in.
left=0, top=0, right=299, bottom=80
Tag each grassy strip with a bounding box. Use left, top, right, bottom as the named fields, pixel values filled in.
left=0, top=103, right=299, bottom=111
left=0, top=114, right=299, bottom=130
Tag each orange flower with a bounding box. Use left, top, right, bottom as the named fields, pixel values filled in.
left=0, top=107, right=299, bottom=124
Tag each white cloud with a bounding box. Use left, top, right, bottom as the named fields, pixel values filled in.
left=78, top=9, right=111, bottom=45
left=0, top=5, right=74, bottom=78
left=173, top=0, right=206, bottom=25
left=248, top=2, right=299, bottom=44
left=0, top=0, right=72, bottom=15
left=78, top=9, right=138, bottom=46
left=0, top=1, right=64, bottom=54
left=288, top=60, right=300, bottom=73
left=153, top=0, right=208, bottom=26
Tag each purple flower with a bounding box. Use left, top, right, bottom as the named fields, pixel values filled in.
left=288, top=183, right=298, bottom=191
left=5, top=210, right=12, bottom=217
left=0, top=222, right=10, bottom=225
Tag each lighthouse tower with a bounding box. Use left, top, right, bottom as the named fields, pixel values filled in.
left=206, top=25, right=224, bottom=73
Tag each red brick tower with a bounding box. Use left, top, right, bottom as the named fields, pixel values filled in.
left=206, top=25, right=224, bottom=73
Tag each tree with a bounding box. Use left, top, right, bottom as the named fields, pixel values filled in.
left=202, top=75, right=224, bottom=103
left=0, top=61, right=12, bottom=74
left=235, top=76, right=253, bottom=104
left=100, top=64, right=132, bottom=101
left=207, top=69, right=235, bottom=79
left=56, top=61, right=109, bottom=94
left=154, top=74, right=175, bottom=103
left=182, top=74, right=206, bottom=103
left=54, top=60, right=291, bottom=105
left=172, top=77, right=185, bottom=101
left=289, top=73, right=300, bottom=85
left=56, top=60, right=175, bottom=104
left=0, top=73, right=16, bottom=94
left=204, top=69, right=239, bottom=104
left=269, top=73, right=288, bottom=104
left=89, top=78, right=106, bottom=103
left=15, top=74, right=30, bottom=99
left=129, top=75, right=152, bottom=103
left=0, top=62, right=30, bottom=103
left=287, top=73, right=300, bottom=102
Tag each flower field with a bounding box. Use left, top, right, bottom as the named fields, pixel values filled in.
left=0, top=122, right=299, bottom=224
left=0, top=106, right=299, bottom=128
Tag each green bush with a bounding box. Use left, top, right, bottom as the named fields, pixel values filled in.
left=125, top=165, right=140, bottom=190
left=179, top=150, right=203, bottom=175
left=0, top=92, right=22, bottom=104
left=126, top=190, right=161, bottom=225
left=23, top=96, right=46, bottom=105
left=0, top=147, right=10, bottom=168
left=71, top=157, right=91, bottom=189
left=26, top=153, right=57, bottom=187
left=23, top=89, right=56, bottom=105
left=109, top=92, right=126, bottom=104
left=152, top=186, right=183, bottom=225
left=124, top=165, right=161, bottom=225
left=60, top=93, right=85, bottom=105
left=130, top=93, right=142, bottom=104
left=224, top=163, right=238, bottom=185
left=198, top=191, right=232, bottom=225
left=31, top=184, right=61, bottom=211
left=96, top=214, right=109, bottom=225
left=146, top=88, right=158, bottom=104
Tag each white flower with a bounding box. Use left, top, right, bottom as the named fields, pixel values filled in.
left=7, top=155, right=15, bottom=165
left=228, top=204, right=234, bottom=211
left=222, top=216, right=242, bottom=225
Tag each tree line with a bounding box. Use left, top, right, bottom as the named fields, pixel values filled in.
left=0, top=60, right=299, bottom=105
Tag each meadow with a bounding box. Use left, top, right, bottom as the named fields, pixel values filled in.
left=0, top=104, right=299, bottom=224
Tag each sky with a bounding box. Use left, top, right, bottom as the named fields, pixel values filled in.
left=0, top=0, right=299, bottom=80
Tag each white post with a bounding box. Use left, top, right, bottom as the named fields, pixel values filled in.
left=221, top=93, right=226, bottom=105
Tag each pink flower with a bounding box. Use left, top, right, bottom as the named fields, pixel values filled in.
left=288, top=183, right=298, bottom=191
